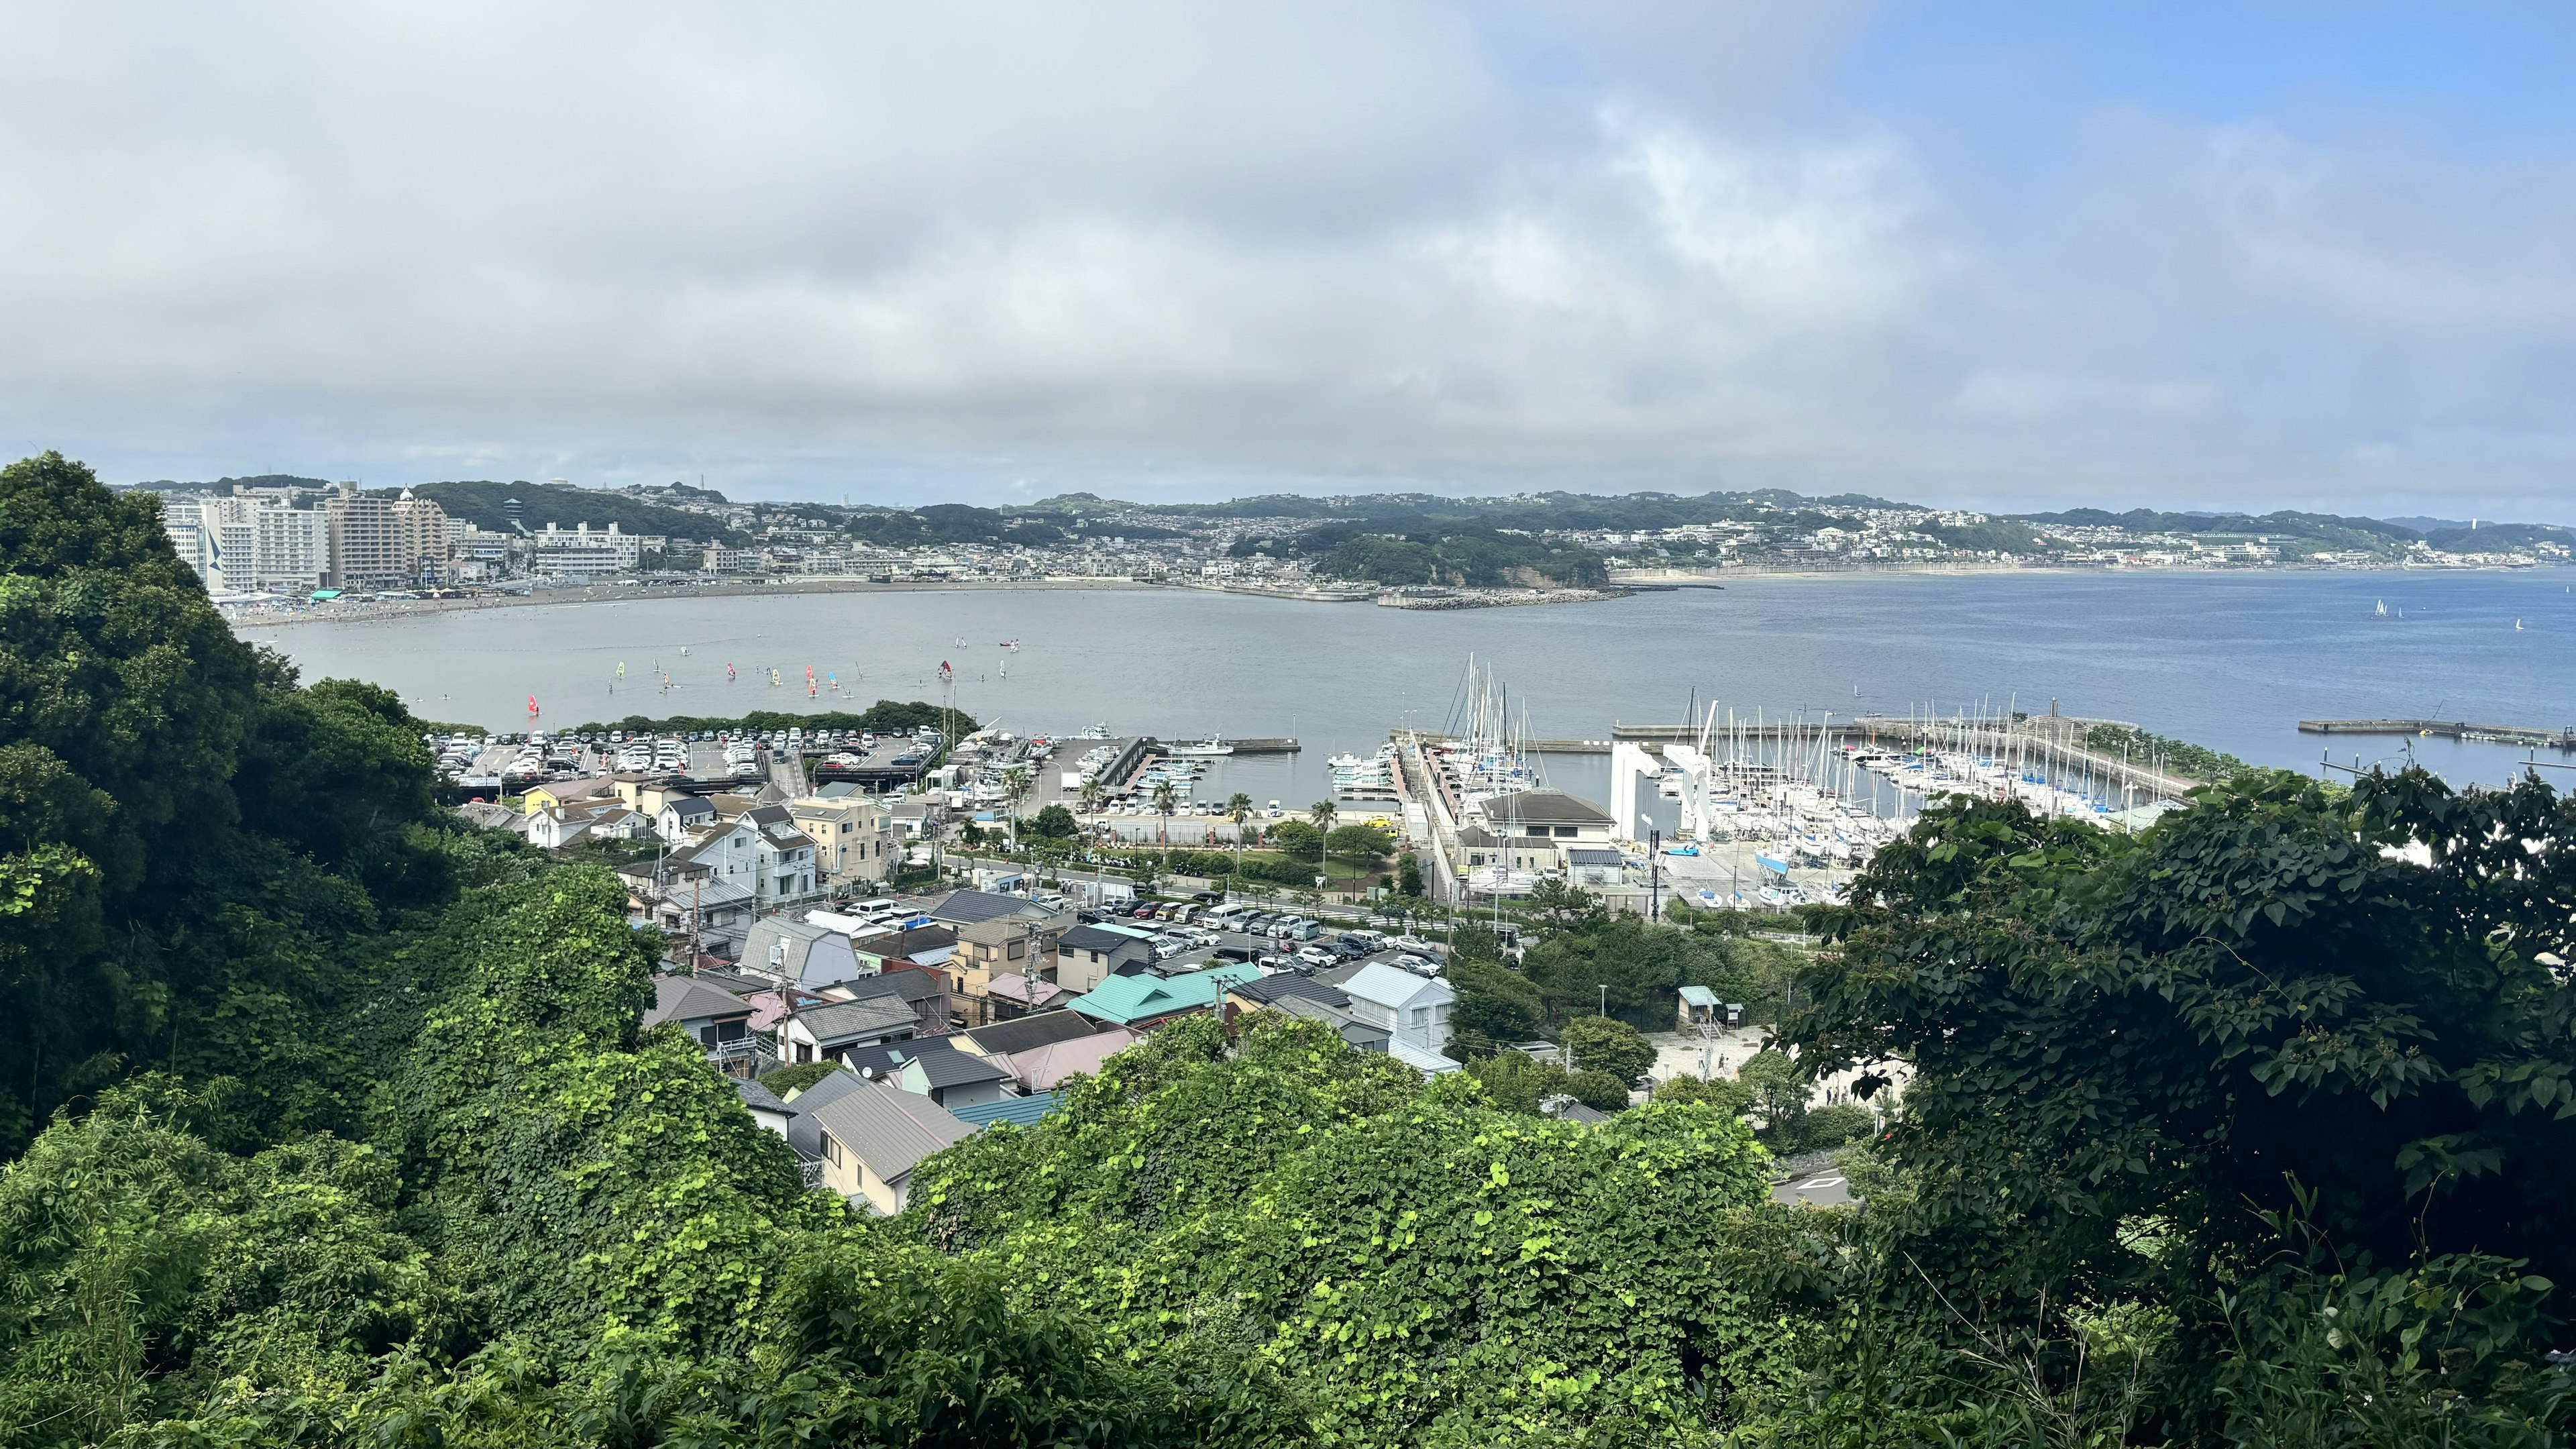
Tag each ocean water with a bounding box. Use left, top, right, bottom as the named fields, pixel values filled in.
left=254, top=569, right=2576, bottom=804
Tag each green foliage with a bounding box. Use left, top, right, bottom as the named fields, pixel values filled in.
left=1323, top=821, right=1391, bottom=867
left=407, top=478, right=746, bottom=545
left=0, top=1079, right=449, bottom=1448
left=0, top=452, right=457, bottom=1157
left=1446, top=956, right=1548, bottom=1059
left=907, top=1014, right=1786, bottom=1442
left=758, top=1059, right=847, bottom=1097
left=1464, top=1049, right=1571, bottom=1114
left=1026, top=802, right=1078, bottom=840
left=565, top=701, right=965, bottom=736
left=1772, top=768, right=2576, bottom=1440
left=1397, top=851, right=1424, bottom=896
left=1269, top=818, right=1322, bottom=863
left=1654, top=1073, right=1754, bottom=1114
left=1260, top=519, right=1613, bottom=588
left=1562, top=1069, right=1634, bottom=1112
left=1562, top=1014, right=1656, bottom=1085
left=2080, top=720, right=2249, bottom=781
left=1524, top=875, right=1606, bottom=928
left=1520, top=914, right=1776, bottom=1030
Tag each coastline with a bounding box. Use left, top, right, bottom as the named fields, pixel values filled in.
left=224, top=558, right=2571, bottom=633
left=227, top=574, right=1173, bottom=629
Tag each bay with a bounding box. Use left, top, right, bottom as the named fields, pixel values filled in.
left=253, top=569, right=2576, bottom=806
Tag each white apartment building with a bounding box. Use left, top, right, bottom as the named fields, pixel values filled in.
left=528, top=521, right=641, bottom=577
left=166, top=494, right=329, bottom=593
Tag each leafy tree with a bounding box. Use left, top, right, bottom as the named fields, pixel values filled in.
left=1396, top=851, right=1424, bottom=897
left=1563, top=1068, right=1633, bottom=1112
left=1562, top=1014, right=1656, bottom=1085
left=757, top=1059, right=847, bottom=1097
left=1781, top=769, right=2576, bottom=1439
left=1519, top=914, right=1751, bottom=1030
left=1269, top=819, right=1323, bottom=864
left=1324, top=822, right=1391, bottom=868
left=1461, top=1048, right=1568, bottom=1113
left=1524, top=875, right=1605, bottom=929
left=1025, top=802, right=1078, bottom=841
left=1653, top=1073, right=1754, bottom=1114
left=1444, top=957, right=1546, bottom=1059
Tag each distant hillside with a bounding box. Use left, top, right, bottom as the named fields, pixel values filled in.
left=121, top=473, right=335, bottom=494
left=406, top=480, right=745, bottom=543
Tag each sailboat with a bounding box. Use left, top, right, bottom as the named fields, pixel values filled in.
left=2516, top=619, right=2524, bottom=631
left=2375, top=599, right=2387, bottom=616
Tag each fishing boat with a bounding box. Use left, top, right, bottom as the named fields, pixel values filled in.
left=1167, top=735, right=1234, bottom=757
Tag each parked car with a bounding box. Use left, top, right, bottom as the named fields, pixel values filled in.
left=1295, top=946, right=1336, bottom=969
left=1330, top=938, right=1370, bottom=961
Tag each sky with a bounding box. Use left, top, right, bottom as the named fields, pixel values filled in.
left=4, top=2, right=2573, bottom=517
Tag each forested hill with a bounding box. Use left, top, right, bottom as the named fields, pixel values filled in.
left=408, top=478, right=747, bottom=543
left=5, top=449, right=2573, bottom=1445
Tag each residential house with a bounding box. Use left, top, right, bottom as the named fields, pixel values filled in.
left=998, top=1028, right=1138, bottom=1093
left=1055, top=922, right=1158, bottom=993
left=826, top=963, right=952, bottom=1038
left=657, top=796, right=718, bottom=841
left=951, top=914, right=1067, bottom=1020
left=928, top=888, right=1057, bottom=931
left=527, top=798, right=651, bottom=851
left=949, top=1093, right=1063, bottom=1128
left=981, top=972, right=1073, bottom=1019
left=644, top=975, right=767, bottom=1075
left=611, top=776, right=698, bottom=818
left=747, top=805, right=820, bottom=903
left=828, top=1038, right=1014, bottom=1110
left=777, top=996, right=919, bottom=1065
left=953, top=1010, right=1097, bottom=1061
left=734, top=1077, right=793, bottom=1138
left=1230, top=975, right=1392, bottom=1054
left=521, top=775, right=621, bottom=818
left=1339, top=963, right=1459, bottom=1075
left=851, top=924, right=957, bottom=975
left=790, top=797, right=898, bottom=884
left=1064, top=962, right=1262, bottom=1031
left=780, top=1067, right=866, bottom=1174
left=620, top=817, right=762, bottom=945
left=806, top=1076, right=979, bottom=1214
left=743, top=917, right=865, bottom=991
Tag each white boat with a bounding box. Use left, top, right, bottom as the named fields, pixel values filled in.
left=1167, top=735, right=1234, bottom=757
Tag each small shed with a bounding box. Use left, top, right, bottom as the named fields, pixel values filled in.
left=1678, top=985, right=1721, bottom=1029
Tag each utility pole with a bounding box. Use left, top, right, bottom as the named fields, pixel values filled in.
left=1647, top=826, right=1661, bottom=920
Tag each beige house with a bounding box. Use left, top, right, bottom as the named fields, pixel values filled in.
left=806, top=1076, right=979, bottom=1214
left=790, top=797, right=898, bottom=884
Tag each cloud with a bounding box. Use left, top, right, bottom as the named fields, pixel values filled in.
left=1, top=2, right=2571, bottom=518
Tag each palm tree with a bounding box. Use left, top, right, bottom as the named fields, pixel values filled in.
left=1226, top=792, right=1254, bottom=877
left=1079, top=777, right=1104, bottom=816
left=1309, top=800, right=1338, bottom=834
left=1152, top=780, right=1179, bottom=848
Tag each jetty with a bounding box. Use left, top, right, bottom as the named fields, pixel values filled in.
left=2299, top=718, right=2576, bottom=751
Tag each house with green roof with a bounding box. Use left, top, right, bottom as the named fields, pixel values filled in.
left=1064, top=961, right=1263, bottom=1030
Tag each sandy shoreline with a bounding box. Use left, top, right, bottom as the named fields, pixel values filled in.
left=226, top=575, right=1174, bottom=629
left=225, top=559, right=2547, bottom=633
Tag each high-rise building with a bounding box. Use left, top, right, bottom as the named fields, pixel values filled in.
left=323, top=483, right=448, bottom=589
left=166, top=492, right=328, bottom=593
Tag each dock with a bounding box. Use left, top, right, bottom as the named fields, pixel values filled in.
left=2299, top=718, right=2576, bottom=751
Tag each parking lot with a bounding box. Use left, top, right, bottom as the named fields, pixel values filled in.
left=1085, top=900, right=1448, bottom=979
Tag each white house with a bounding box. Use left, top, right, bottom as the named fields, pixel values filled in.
left=747, top=805, right=820, bottom=903
left=1339, top=963, right=1458, bottom=1075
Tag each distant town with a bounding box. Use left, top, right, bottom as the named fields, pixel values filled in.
left=136, top=474, right=2575, bottom=613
